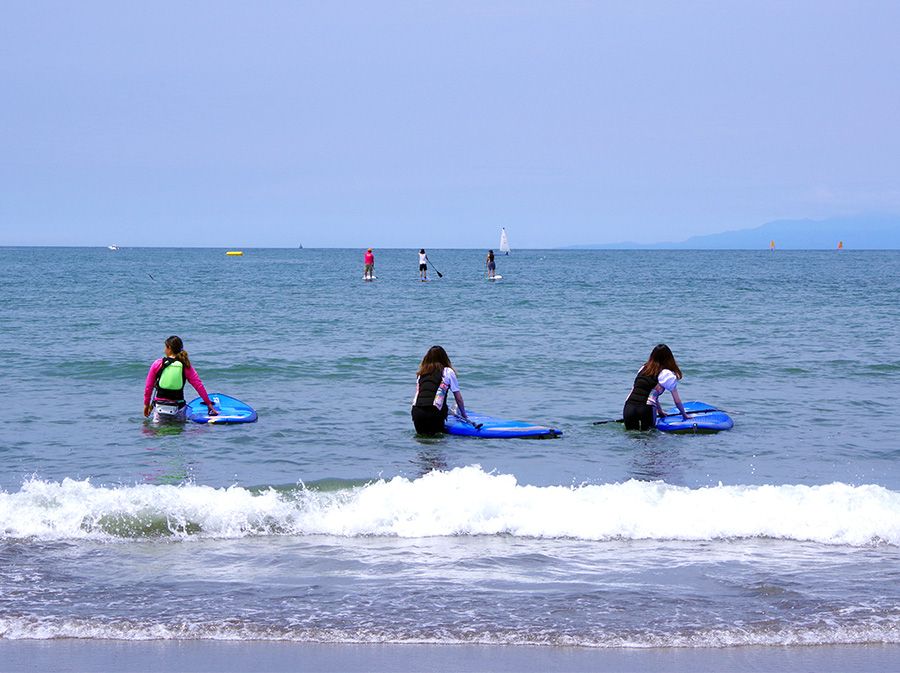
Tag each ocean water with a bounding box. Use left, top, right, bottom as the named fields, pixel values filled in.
left=1, top=246, right=900, bottom=647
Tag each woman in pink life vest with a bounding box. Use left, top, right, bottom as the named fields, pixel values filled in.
left=143, top=335, right=218, bottom=422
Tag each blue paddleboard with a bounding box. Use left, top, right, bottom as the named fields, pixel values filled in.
left=186, top=393, right=258, bottom=424
left=656, top=401, right=732, bottom=433
left=445, top=411, right=562, bottom=438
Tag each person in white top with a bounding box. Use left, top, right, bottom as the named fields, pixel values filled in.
left=418, top=249, right=428, bottom=281
left=411, top=345, right=471, bottom=434
left=622, top=344, right=689, bottom=430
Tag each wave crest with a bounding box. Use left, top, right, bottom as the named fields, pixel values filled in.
left=1, top=466, right=898, bottom=545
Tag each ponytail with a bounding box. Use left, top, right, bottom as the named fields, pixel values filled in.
left=174, top=349, right=192, bottom=369
left=165, top=335, right=193, bottom=370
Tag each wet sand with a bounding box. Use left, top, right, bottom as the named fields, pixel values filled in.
left=1, top=640, right=898, bottom=672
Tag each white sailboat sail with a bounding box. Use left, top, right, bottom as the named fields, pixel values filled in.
left=499, top=227, right=510, bottom=255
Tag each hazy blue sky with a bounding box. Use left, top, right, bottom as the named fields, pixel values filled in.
left=2, top=1, right=898, bottom=248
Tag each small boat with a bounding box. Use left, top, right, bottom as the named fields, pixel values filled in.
left=108, top=244, right=119, bottom=251
left=499, top=227, right=510, bottom=255
left=226, top=251, right=244, bottom=256
left=837, top=241, right=843, bottom=250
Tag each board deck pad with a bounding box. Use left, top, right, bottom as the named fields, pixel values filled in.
left=655, top=400, right=733, bottom=433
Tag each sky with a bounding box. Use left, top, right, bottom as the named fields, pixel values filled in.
left=1, top=1, right=899, bottom=248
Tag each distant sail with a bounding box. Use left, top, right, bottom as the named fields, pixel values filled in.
left=499, top=228, right=510, bottom=255
left=769, top=240, right=775, bottom=251
left=837, top=241, right=843, bottom=250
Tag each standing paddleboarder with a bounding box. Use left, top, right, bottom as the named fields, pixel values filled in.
left=418, top=249, right=428, bottom=281
left=364, top=248, right=375, bottom=280
left=485, top=249, right=496, bottom=279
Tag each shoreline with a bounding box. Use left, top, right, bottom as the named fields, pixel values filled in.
left=1, top=640, right=898, bottom=673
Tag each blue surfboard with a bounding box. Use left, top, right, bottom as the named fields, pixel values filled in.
left=656, top=401, right=733, bottom=433
left=186, top=393, right=258, bottom=424
left=444, top=411, right=562, bottom=438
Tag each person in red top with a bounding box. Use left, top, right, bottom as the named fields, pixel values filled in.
left=364, top=248, right=375, bottom=280
left=143, top=335, right=218, bottom=422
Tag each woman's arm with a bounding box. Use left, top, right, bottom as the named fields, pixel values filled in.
left=184, top=367, right=218, bottom=414
left=143, top=359, right=163, bottom=415
left=670, top=387, right=689, bottom=419
left=453, top=390, right=468, bottom=419
left=442, top=368, right=469, bottom=420
left=650, top=384, right=666, bottom=417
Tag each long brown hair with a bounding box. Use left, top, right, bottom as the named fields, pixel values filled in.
left=165, top=335, right=193, bottom=369
left=417, top=345, right=452, bottom=377
left=639, top=343, right=682, bottom=379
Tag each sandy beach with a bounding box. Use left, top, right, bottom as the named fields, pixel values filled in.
left=1, top=640, right=898, bottom=673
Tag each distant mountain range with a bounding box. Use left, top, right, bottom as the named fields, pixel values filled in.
left=569, top=215, right=900, bottom=249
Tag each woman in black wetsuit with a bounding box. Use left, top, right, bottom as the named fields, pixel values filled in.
left=411, top=346, right=471, bottom=434
left=622, top=344, right=689, bottom=430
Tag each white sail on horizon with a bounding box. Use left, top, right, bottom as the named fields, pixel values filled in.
left=499, top=227, right=510, bottom=254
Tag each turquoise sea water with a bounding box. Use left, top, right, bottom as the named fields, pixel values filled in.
left=1, top=247, right=900, bottom=646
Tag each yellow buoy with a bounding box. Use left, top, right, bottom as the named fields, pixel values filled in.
left=226, top=251, right=243, bottom=256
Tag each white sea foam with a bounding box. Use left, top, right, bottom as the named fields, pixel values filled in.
left=2, top=615, right=900, bottom=647
left=2, top=466, right=899, bottom=545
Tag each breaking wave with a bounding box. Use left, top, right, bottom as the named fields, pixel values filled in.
left=2, top=466, right=898, bottom=546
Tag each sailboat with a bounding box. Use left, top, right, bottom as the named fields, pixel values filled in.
left=499, top=227, right=510, bottom=256
left=837, top=241, right=843, bottom=250
left=769, top=240, right=775, bottom=252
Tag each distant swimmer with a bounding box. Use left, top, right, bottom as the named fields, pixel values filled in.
left=622, top=343, right=688, bottom=430
left=364, top=248, right=375, bottom=280
left=419, top=248, right=428, bottom=281
left=411, top=345, right=471, bottom=434
left=485, top=249, right=496, bottom=279
left=143, top=335, right=218, bottom=422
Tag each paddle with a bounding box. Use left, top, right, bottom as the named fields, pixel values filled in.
left=452, top=413, right=483, bottom=430
left=592, top=407, right=717, bottom=425
left=427, top=258, right=443, bottom=278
